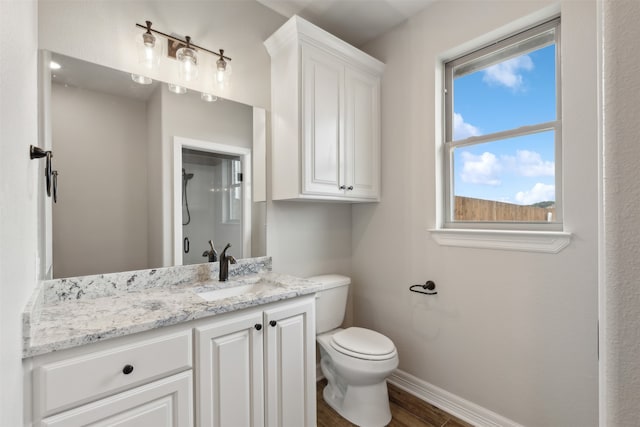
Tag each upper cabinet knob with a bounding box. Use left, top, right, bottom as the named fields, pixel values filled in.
left=122, top=364, right=134, bottom=375
left=347, top=186, right=354, bottom=191
left=339, top=185, right=346, bottom=190
left=269, top=320, right=277, bottom=327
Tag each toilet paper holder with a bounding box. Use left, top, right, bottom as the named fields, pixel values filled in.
left=409, top=281, right=437, bottom=295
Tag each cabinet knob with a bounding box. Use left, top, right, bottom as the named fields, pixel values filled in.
left=122, top=364, right=134, bottom=375
left=347, top=186, right=354, bottom=191
left=269, top=320, right=277, bottom=327
left=255, top=323, right=262, bottom=331
left=339, top=185, right=346, bottom=190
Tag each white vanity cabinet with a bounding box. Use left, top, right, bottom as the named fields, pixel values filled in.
left=195, top=296, right=316, bottom=427
left=31, top=331, right=194, bottom=427
left=265, top=16, right=384, bottom=202
left=29, top=296, right=317, bottom=427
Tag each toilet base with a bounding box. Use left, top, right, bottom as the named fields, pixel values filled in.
left=322, top=380, right=392, bottom=427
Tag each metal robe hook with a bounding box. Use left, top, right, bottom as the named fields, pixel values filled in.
left=30, top=145, right=54, bottom=197
left=52, top=170, right=58, bottom=203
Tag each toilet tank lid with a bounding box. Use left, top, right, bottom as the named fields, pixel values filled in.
left=307, top=274, right=351, bottom=289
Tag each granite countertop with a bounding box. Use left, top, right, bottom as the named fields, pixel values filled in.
left=22, top=257, right=322, bottom=358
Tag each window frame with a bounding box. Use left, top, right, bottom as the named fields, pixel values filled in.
left=442, top=17, right=562, bottom=232
left=222, top=158, right=242, bottom=224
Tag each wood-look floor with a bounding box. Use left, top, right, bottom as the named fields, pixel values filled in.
left=316, top=379, right=473, bottom=427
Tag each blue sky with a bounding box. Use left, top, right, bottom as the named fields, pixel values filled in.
left=452, top=44, right=556, bottom=205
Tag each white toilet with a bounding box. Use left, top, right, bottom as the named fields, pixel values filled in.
left=310, top=274, right=399, bottom=427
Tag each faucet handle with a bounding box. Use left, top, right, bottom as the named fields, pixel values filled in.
left=228, top=255, right=237, bottom=265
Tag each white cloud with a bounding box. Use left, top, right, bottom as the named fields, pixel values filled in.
left=453, top=112, right=480, bottom=140
left=482, top=55, right=534, bottom=91
left=502, top=150, right=555, bottom=177
left=515, top=183, right=555, bottom=205
left=460, top=151, right=501, bottom=185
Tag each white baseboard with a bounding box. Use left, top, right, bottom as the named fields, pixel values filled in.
left=388, top=369, right=523, bottom=427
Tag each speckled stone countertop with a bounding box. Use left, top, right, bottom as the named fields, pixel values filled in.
left=22, top=257, right=322, bottom=358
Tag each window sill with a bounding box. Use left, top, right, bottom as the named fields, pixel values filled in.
left=428, top=228, right=572, bottom=253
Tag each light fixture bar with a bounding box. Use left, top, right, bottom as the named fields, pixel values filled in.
left=135, top=23, right=232, bottom=61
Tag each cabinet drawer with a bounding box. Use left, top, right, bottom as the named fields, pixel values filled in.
left=34, top=331, right=192, bottom=417
left=40, top=371, right=193, bottom=427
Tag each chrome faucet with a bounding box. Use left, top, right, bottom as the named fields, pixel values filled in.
left=202, top=240, right=217, bottom=262
left=219, top=243, right=237, bottom=281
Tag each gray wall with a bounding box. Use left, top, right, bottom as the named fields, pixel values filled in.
left=51, top=83, right=149, bottom=277
left=354, top=1, right=598, bottom=425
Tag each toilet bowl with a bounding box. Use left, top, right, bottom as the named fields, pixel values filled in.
left=310, top=275, right=399, bottom=427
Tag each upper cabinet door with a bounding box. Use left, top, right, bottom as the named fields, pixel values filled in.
left=344, top=68, right=381, bottom=201
left=301, top=44, right=345, bottom=197
left=265, top=15, right=384, bottom=202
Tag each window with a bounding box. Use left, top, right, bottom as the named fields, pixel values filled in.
left=443, top=18, right=561, bottom=231
left=223, top=158, right=242, bottom=223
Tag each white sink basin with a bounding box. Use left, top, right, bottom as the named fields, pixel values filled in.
left=196, top=281, right=280, bottom=302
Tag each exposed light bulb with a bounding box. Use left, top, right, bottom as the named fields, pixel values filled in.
left=137, top=21, right=162, bottom=69
left=215, top=49, right=232, bottom=89
left=49, top=61, right=61, bottom=70
left=168, top=83, right=187, bottom=94
left=131, top=74, right=152, bottom=85
left=177, top=36, right=198, bottom=82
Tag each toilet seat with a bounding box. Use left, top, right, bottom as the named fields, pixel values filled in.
left=330, top=327, right=396, bottom=361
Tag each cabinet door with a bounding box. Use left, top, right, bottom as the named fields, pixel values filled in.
left=40, top=371, right=193, bottom=427
left=301, top=44, right=345, bottom=197
left=344, top=68, right=381, bottom=200
left=264, top=297, right=316, bottom=427
left=195, top=310, right=264, bottom=427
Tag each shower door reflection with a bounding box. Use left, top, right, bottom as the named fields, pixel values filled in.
left=181, top=148, right=243, bottom=265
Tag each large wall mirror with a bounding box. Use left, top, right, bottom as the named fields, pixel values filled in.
left=45, top=51, right=267, bottom=279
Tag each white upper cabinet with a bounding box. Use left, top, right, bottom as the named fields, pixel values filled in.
left=265, top=15, right=384, bottom=202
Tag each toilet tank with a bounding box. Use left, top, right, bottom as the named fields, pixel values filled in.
left=308, top=274, right=350, bottom=334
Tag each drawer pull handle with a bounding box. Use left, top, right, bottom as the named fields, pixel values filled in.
left=122, top=364, right=134, bottom=375
left=255, top=323, right=262, bottom=331
left=269, top=320, right=277, bottom=327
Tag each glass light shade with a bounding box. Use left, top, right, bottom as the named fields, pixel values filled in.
left=215, top=57, right=232, bottom=89
left=131, top=74, right=152, bottom=85
left=49, top=61, right=61, bottom=70
left=177, top=46, right=198, bottom=82
left=137, top=31, right=162, bottom=69
left=168, top=83, right=187, bottom=94
left=201, top=92, right=218, bottom=102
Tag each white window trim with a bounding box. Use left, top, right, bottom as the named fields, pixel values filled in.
left=431, top=17, right=570, bottom=253
left=429, top=228, right=571, bottom=253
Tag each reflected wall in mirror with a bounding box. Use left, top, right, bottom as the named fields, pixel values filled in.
left=48, top=51, right=266, bottom=279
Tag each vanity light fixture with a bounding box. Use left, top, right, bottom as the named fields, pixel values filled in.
left=168, top=83, right=187, bottom=94
left=201, top=92, right=218, bottom=102
left=49, top=61, right=61, bottom=70
left=135, top=21, right=232, bottom=88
